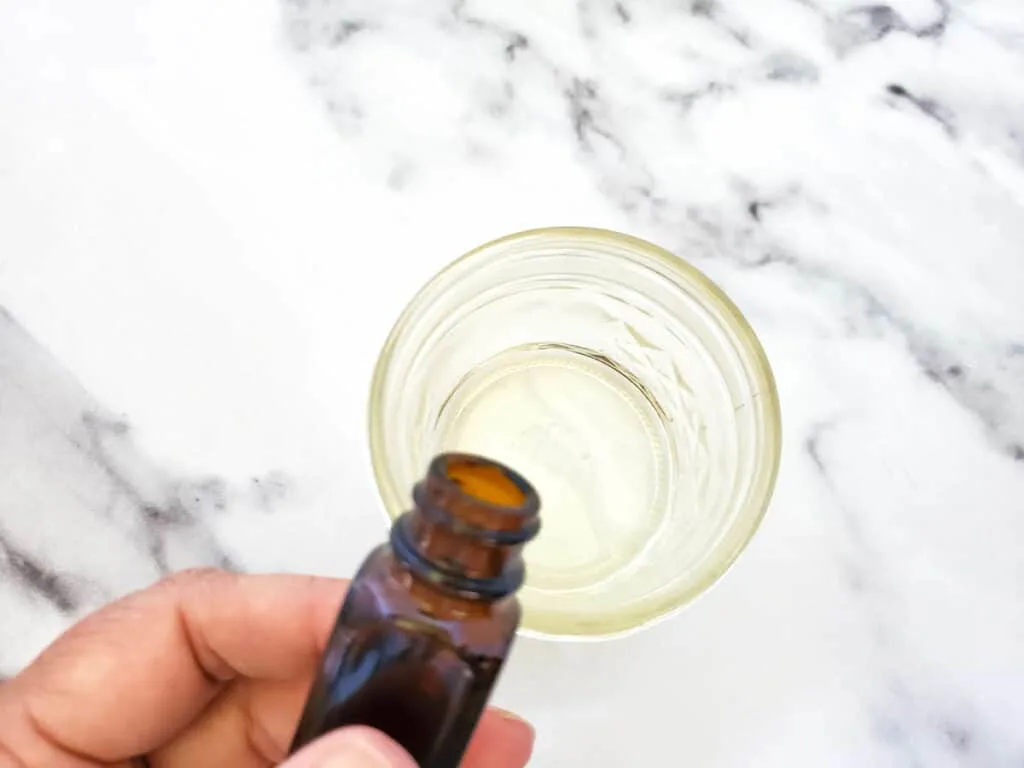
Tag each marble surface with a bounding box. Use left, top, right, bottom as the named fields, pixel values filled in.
left=2, top=0, right=1024, bottom=764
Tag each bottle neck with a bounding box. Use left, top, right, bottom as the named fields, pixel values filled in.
left=389, top=511, right=527, bottom=600
left=389, top=454, right=542, bottom=600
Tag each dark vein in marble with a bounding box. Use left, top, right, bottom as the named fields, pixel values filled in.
left=452, top=0, right=532, bottom=61
left=249, top=471, right=292, bottom=512
left=691, top=0, right=751, bottom=47
left=78, top=407, right=236, bottom=574
left=805, top=423, right=872, bottom=551
left=279, top=0, right=1022, bottom=462
left=660, top=49, right=818, bottom=115
left=831, top=1, right=950, bottom=51
left=655, top=194, right=1023, bottom=463
left=330, top=20, right=369, bottom=46
left=763, top=238, right=1017, bottom=464
left=503, top=32, right=529, bottom=61
left=566, top=78, right=625, bottom=156
left=744, top=186, right=811, bottom=224
left=661, top=81, right=735, bottom=114
left=942, top=721, right=972, bottom=754
left=75, top=410, right=288, bottom=570
left=886, top=84, right=956, bottom=138
left=763, top=51, right=820, bottom=83
left=771, top=250, right=1020, bottom=459
left=285, top=10, right=370, bottom=52
left=691, top=0, right=715, bottom=16
left=84, top=414, right=189, bottom=525
left=0, top=529, right=81, bottom=614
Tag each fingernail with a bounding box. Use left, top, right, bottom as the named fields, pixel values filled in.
left=494, top=707, right=536, bottom=736
left=287, top=727, right=414, bottom=768
left=317, top=737, right=392, bottom=767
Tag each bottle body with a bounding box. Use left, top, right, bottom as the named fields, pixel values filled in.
left=290, top=543, right=521, bottom=766
left=290, top=453, right=539, bottom=768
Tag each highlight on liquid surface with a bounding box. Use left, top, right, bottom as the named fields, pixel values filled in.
left=437, top=343, right=674, bottom=593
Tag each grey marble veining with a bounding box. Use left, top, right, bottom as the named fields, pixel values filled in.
left=1, top=0, right=1023, bottom=764
left=0, top=310, right=244, bottom=670
left=283, top=0, right=1024, bottom=457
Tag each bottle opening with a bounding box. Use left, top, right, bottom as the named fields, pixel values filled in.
left=445, top=458, right=527, bottom=508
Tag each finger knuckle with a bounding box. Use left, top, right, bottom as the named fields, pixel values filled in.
left=160, top=567, right=232, bottom=593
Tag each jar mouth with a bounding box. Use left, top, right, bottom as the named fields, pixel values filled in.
left=369, top=227, right=782, bottom=641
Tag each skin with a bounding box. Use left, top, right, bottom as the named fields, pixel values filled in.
left=0, top=569, right=535, bottom=767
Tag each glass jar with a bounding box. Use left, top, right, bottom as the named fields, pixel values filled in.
left=369, top=227, right=781, bottom=640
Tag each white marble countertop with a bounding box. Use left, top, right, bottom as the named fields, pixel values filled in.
left=2, top=0, right=1024, bottom=764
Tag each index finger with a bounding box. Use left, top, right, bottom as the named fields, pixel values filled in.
left=3, top=569, right=346, bottom=759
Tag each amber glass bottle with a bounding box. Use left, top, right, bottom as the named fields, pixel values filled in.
left=289, top=453, right=541, bottom=767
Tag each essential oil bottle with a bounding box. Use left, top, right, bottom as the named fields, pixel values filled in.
left=289, top=453, right=541, bottom=767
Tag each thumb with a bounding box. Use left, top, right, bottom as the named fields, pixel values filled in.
left=280, top=726, right=418, bottom=768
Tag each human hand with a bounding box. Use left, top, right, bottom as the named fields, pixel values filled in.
left=0, top=569, right=535, bottom=767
